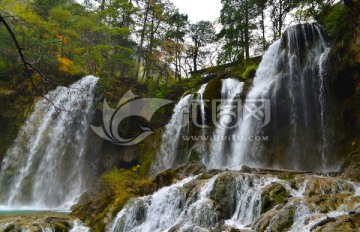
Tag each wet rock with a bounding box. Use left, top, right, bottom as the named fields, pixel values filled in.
left=304, top=177, right=355, bottom=197
left=266, top=204, right=296, bottom=232
left=3, top=224, right=15, bottom=232
left=261, top=183, right=289, bottom=213
left=210, top=172, right=237, bottom=220
left=154, top=169, right=179, bottom=189
left=310, top=217, right=336, bottom=231
left=173, top=161, right=207, bottom=178
left=312, top=214, right=360, bottom=232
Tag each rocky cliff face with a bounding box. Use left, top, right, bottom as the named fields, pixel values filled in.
left=332, top=0, right=360, bottom=180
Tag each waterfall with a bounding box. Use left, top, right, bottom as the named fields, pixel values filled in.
left=150, top=95, right=192, bottom=175
left=111, top=172, right=360, bottom=232
left=195, top=83, right=209, bottom=162
left=197, top=84, right=207, bottom=130
left=111, top=175, right=219, bottom=232
left=70, top=219, right=90, bottom=232
left=110, top=176, right=197, bottom=232
left=208, top=79, right=244, bottom=169
left=151, top=24, right=335, bottom=175
left=0, top=76, right=98, bottom=209
left=230, top=24, right=333, bottom=171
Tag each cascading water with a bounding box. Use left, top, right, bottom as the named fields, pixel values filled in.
left=0, top=76, right=98, bottom=209
left=208, top=79, right=244, bottom=169
left=151, top=79, right=244, bottom=175
left=230, top=24, right=334, bottom=171
left=110, top=176, right=197, bottom=232
left=192, top=84, right=209, bottom=162
left=111, top=172, right=360, bottom=232
left=197, top=84, right=207, bottom=131
left=150, top=95, right=192, bottom=175
left=152, top=24, right=334, bottom=174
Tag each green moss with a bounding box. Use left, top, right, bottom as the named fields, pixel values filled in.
left=210, top=173, right=237, bottom=219
left=72, top=168, right=156, bottom=231
left=278, top=209, right=295, bottom=231
left=3, top=224, right=15, bottom=232
left=188, top=149, right=201, bottom=162
left=242, top=63, right=259, bottom=79
left=278, top=173, right=295, bottom=180
left=137, top=129, right=163, bottom=177
left=261, top=183, right=288, bottom=213
left=4, top=168, right=14, bottom=177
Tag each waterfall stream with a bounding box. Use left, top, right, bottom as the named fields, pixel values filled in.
left=208, top=79, right=244, bottom=169
left=230, top=24, right=333, bottom=171
left=111, top=172, right=360, bottom=232
left=150, top=95, right=192, bottom=175
left=151, top=24, right=334, bottom=176
left=0, top=76, right=98, bottom=210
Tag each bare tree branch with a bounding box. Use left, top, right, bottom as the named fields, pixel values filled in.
left=0, top=13, right=68, bottom=113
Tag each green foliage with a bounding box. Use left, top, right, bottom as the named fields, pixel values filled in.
left=242, top=62, right=259, bottom=79
left=323, top=4, right=351, bottom=42
left=72, top=168, right=156, bottom=230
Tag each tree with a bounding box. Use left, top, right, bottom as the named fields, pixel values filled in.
left=189, top=20, right=215, bottom=72
left=217, top=0, right=260, bottom=63
left=165, top=11, right=188, bottom=80
left=256, top=0, right=268, bottom=52
left=293, top=0, right=336, bottom=23
left=269, top=0, right=297, bottom=40
left=32, top=0, right=69, bottom=17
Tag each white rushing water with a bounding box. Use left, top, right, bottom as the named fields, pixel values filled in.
left=70, top=219, right=91, bottom=232
left=152, top=24, right=334, bottom=176
left=195, top=84, right=209, bottom=161
left=208, top=79, right=244, bottom=169
left=150, top=95, right=192, bottom=175
left=111, top=173, right=360, bottom=232
left=0, top=76, right=98, bottom=210
left=197, top=83, right=208, bottom=131
left=229, top=24, right=333, bottom=171
left=110, top=176, right=197, bottom=232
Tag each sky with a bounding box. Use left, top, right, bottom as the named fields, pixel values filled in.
left=170, top=0, right=222, bottom=23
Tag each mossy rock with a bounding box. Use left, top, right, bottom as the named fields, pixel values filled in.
left=3, top=224, right=15, bottom=232
left=341, top=145, right=360, bottom=181
left=203, top=78, right=222, bottom=110
left=188, top=149, right=201, bottom=162
left=242, top=63, right=258, bottom=79
left=267, top=205, right=296, bottom=232
left=313, top=213, right=360, bottom=232
left=153, top=169, right=179, bottom=189
left=210, top=172, right=237, bottom=219
left=173, top=161, right=206, bottom=178
left=261, top=183, right=289, bottom=214
left=72, top=168, right=156, bottom=231
left=304, top=178, right=355, bottom=197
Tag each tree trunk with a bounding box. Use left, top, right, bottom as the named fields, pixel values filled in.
left=136, top=0, right=151, bottom=79
left=244, top=0, right=250, bottom=59
left=261, top=9, right=266, bottom=52
left=279, top=0, right=283, bottom=38
left=193, top=42, right=198, bottom=72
